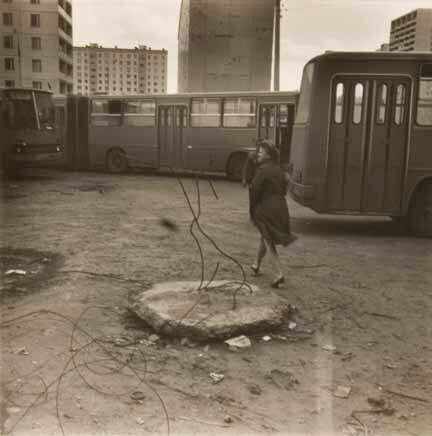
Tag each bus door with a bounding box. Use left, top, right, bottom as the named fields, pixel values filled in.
left=258, top=105, right=276, bottom=144
left=327, top=78, right=369, bottom=212
left=158, top=105, right=188, bottom=170
left=277, top=103, right=295, bottom=165
left=362, top=78, right=411, bottom=214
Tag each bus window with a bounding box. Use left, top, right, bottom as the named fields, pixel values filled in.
left=353, top=83, right=364, bottom=124
left=4, top=90, right=37, bottom=130
left=223, top=97, right=256, bottom=128
left=295, top=62, right=314, bottom=124
left=91, top=99, right=122, bottom=126
left=279, top=104, right=289, bottom=125
left=416, top=64, right=432, bottom=126
left=191, top=98, right=221, bottom=127
left=377, top=83, right=388, bottom=124
left=334, top=82, right=344, bottom=124
left=394, top=84, right=406, bottom=125
left=124, top=100, right=155, bottom=126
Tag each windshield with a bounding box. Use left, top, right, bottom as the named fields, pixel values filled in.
left=5, top=90, right=38, bottom=130
left=4, top=90, right=55, bottom=130
left=295, top=62, right=315, bottom=124
left=35, top=92, right=55, bottom=130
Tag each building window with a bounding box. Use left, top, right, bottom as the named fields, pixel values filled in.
left=5, top=80, right=15, bottom=87
left=4, top=58, right=14, bottom=71
left=32, top=81, right=42, bottom=89
left=3, top=0, right=13, bottom=4
left=31, top=0, right=40, bottom=4
left=31, top=37, right=41, bottom=50
left=2, top=12, right=13, bottom=25
left=223, top=97, right=256, bottom=128
left=32, top=59, right=42, bottom=72
left=3, top=35, right=13, bottom=49
left=416, top=64, right=432, bottom=126
left=30, top=14, right=40, bottom=27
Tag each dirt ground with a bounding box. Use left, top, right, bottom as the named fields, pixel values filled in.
left=1, top=168, right=431, bottom=436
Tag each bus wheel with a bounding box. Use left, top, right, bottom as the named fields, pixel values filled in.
left=106, top=148, right=128, bottom=174
left=227, top=153, right=246, bottom=181
left=408, top=182, right=432, bottom=237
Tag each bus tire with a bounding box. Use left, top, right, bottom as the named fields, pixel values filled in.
left=407, top=181, right=432, bottom=237
left=106, top=148, right=128, bottom=174
left=227, top=153, right=247, bottom=181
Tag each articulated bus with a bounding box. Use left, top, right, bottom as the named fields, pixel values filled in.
left=288, top=51, right=432, bottom=236
left=59, top=91, right=298, bottom=180
left=0, top=88, right=64, bottom=176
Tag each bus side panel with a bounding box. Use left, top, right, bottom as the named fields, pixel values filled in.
left=403, top=127, right=432, bottom=213
left=88, top=126, right=158, bottom=169
left=182, top=128, right=256, bottom=172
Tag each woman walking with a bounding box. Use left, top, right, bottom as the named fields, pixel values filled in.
left=250, top=140, right=296, bottom=288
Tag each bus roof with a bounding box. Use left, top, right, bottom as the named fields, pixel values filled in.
left=307, top=51, right=432, bottom=65
left=89, top=90, right=299, bottom=99
left=0, top=87, right=53, bottom=95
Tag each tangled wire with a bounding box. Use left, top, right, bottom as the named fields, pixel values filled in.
left=1, top=163, right=254, bottom=435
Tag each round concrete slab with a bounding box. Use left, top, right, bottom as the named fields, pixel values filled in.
left=132, top=280, right=291, bottom=340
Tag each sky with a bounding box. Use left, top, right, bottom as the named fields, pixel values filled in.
left=73, top=0, right=432, bottom=92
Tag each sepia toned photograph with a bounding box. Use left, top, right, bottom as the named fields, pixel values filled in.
left=1, top=1, right=431, bottom=435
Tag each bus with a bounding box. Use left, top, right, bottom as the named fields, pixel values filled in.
left=287, top=51, right=432, bottom=236
left=0, top=88, right=64, bottom=176
left=59, top=91, right=298, bottom=180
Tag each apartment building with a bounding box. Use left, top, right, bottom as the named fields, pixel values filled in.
left=0, top=0, right=73, bottom=94
left=73, top=44, right=167, bottom=96
left=389, top=9, right=432, bottom=52
left=178, top=0, right=274, bottom=92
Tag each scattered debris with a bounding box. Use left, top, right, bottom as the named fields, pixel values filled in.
left=267, top=369, right=299, bottom=390
left=224, top=335, right=251, bottom=351
left=341, top=352, right=355, bottom=362
left=5, top=269, right=27, bottom=276
left=386, top=362, right=397, bottom=369
left=334, top=385, right=351, bottom=399
left=380, top=387, right=429, bottom=403
left=288, top=321, right=297, bottom=330
left=262, top=335, right=272, bottom=342
left=209, top=372, right=225, bottom=384
left=248, top=384, right=262, bottom=396
left=224, top=415, right=233, bottom=424
left=136, top=417, right=146, bottom=425
left=131, top=391, right=146, bottom=402
left=148, top=334, right=160, bottom=343
left=6, top=407, right=21, bottom=414
left=14, top=346, right=29, bottom=356
left=367, top=396, right=386, bottom=408
left=322, top=344, right=337, bottom=352
left=397, top=413, right=409, bottom=420
left=159, top=218, right=179, bottom=232
left=180, top=337, right=198, bottom=348
left=203, top=345, right=210, bottom=353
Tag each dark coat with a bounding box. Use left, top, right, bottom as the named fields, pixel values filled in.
left=250, top=162, right=295, bottom=246
left=242, top=152, right=258, bottom=186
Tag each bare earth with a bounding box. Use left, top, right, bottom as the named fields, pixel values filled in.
left=1, top=169, right=431, bottom=436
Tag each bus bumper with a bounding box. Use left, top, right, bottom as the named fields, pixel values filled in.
left=10, top=151, right=65, bottom=166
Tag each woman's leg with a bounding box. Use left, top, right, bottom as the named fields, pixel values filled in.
left=252, top=236, right=267, bottom=273
left=263, top=239, right=284, bottom=284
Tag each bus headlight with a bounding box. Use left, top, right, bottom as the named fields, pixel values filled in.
left=15, top=140, right=27, bottom=152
